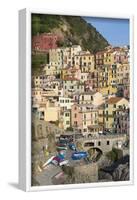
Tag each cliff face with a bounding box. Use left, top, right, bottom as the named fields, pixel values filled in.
left=99, top=155, right=129, bottom=182
left=32, top=14, right=109, bottom=53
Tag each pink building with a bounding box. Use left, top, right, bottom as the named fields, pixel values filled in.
left=71, top=104, right=83, bottom=130
left=71, top=103, right=102, bottom=136
left=113, top=50, right=129, bottom=64
left=62, top=67, right=81, bottom=80
left=32, top=33, right=59, bottom=52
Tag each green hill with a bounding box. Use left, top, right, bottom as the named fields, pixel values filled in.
left=32, top=14, right=109, bottom=53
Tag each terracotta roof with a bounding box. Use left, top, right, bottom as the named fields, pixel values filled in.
left=107, top=97, right=123, bottom=104
left=96, top=50, right=106, bottom=54
left=63, top=77, right=79, bottom=81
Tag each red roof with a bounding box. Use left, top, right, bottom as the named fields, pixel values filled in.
left=107, top=97, right=123, bottom=104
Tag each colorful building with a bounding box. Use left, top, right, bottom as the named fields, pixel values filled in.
left=73, top=91, right=104, bottom=106
left=71, top=104, right=102, bottom=136
left=32, top=33, right=59, bottom=52
left=104, top=97, right=129, bottom=131
left=74, top=51, right=95, bottom=72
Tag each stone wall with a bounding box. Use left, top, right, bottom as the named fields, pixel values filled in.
left=74, top=163, right=98, bottom=182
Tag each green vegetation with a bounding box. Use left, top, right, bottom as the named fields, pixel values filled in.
left=32, top=14, right=109, bottom=53
left=32, top=14, right=61, bottom=35
left=106, top=148, right=123, bottom=162
left=32, top=53, right=48, bottom=75
left=66, top=127, right=73, bottom=131
left=76, top=141, right=84, bottom=151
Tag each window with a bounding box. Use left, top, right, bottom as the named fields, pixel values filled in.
left=113, top=111, right=116, bottom=115
left=91, top=96, right=93, bottom=101
left=65, top=113, right=69, bottom=117
left=74, top=113, right=77, bottom=118
left=66, top=121, right=70, bottom=125
left=98, top=141, right=101, bottom=146
left=84, top=142, right=94, bottom=147
left=114, top=104, right=116, bottom=108
left=74, top=121, right=77, bottom=126
left=107, top=140, right=110, bottom=145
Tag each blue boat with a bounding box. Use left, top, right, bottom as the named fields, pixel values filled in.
left=71, top=151, right=88, bottom=160
left=69, top=143, right=76, bottom=151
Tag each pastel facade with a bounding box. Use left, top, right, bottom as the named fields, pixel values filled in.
left=95, top=51, right=105, bottom=68
left=32, top=43, right=130, bottom=137
left=104, top=97, right=129, bottom=130
left=49, top=48, right=63, bottom=68
left=71, top=104, right=83, bottom=128
left=43, top=64, right=61, bottom=76
left=74, top=91, right=104, bottom=106
left=32, top=88, right=47, bottom=108
left=71, top=104, right=102, bottom=136
left=114, top=108, right=129, bottom=134
left=61, top=67, right=81, bottom=80
left=58, top=96, right=74, bottom=110
left=74, top=52, right=95, bottom=72
left=32, top=33, right=58, bottom=52
left=61, top=109, right=71, bottom=130
left=38, top=101, right=60, bottom=122
left=98, top=64, right=118, bottom=96
left=63, top=78, right=85, bottom=96
left=49, top=45, right=82, bottom=68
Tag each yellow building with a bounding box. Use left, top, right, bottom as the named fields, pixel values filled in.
left=74, top=51, right=95, bottom=72
left=98, top=104, right=105, bottom=126
left=43, top=64, right=61, bottom=76
left=117, top=63, right=130, bottom=85
left=104, top=50, right=115, bottom=65
left=104, top=97, right=129, bottom=130
left=99, top=86, right=117, bottom=96
left=98, top=64, right=117, bottom=96
left=49, top=45, right=82, bottom=68
left=38, top=101, right=60, bottom=122
left=61, top=67, right=80, bottom=80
